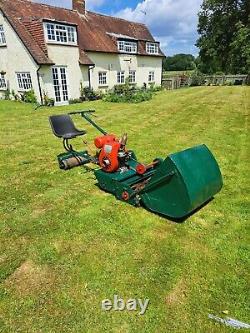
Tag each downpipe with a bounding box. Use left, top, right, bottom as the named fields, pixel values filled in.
left=36, top=66, right=43, bottom=105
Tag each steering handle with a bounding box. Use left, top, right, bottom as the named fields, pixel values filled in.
left=68, top=110, right=95, bottom=115
left=68, top=109, right=106, bottom=134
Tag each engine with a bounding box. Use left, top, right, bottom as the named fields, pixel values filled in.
left=94, top=133, right=129, bottom=172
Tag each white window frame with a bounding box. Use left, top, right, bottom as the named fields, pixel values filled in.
left=148, top=71, right=155, bottom=83
left=52, top=66, right=69, bottom=104
left=0, top=73, right=7, bottom=90
left=0, top=25, right=6, bottom=45
left=118, top=40, right=137, bottom=54
left=44, top=22, right=77, bottom=45
left=16, top=72, right=33, bottom=91
left=117, top=71, right=125, bottom=84
left=98, top=72, right=107, bottom=86
left=129, top=70, right=136, bottom=84
left=146, top=42, right=159, bottom=55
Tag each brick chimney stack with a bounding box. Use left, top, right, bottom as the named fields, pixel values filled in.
left=72, top=0, right=86, bottom=14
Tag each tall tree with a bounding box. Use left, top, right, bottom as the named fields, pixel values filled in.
left=228, top=22, right=250, bottom=73
left=196, top=0, right=249, bottom=74
left=163, top=54, right=196, bottom=71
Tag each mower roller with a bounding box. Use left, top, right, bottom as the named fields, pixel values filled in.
left=49, top=110, right=223, bottom=219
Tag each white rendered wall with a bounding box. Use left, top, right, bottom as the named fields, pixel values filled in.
left=87, top=52, right=162, bottom=91
left=0, top=10, right=40, bottom=100
left=43, top=44, right=89, bottom=103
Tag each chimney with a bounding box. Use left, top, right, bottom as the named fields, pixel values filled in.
left=72, top=0, right=86, bottom=14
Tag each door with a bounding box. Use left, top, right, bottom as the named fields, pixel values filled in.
left=52, top=67, right=69, bottom=105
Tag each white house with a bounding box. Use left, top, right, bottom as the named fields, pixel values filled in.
left=0, top=0, right=164, bottom=105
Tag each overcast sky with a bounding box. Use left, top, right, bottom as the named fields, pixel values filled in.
left=34, top=0, right=203, bottom=56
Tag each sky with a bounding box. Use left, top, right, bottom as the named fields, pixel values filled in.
left=34, top=0, right=203, bottom=56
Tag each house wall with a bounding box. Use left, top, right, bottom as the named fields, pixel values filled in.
left=0, top=10, right=40, bottom=100
left=87, top=52, right=163, bottom=91
left=0, top=9, right=163, bottom=103
left=43, top=44, right=89, bottom=103
left=0, top=12, right=89, bottom=104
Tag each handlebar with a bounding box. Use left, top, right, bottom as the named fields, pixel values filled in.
left=68, top=109, right=107, bottom=135
left=68, top=110, right=95, bottom=115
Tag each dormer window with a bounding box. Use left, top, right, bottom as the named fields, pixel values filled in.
left=118, top=40, right=137, bottom=54
left=44, top=22, right=77, bottom=45
left=146, top=42, right=159, bottom=55
left=0, top=25, right=6, bottom=45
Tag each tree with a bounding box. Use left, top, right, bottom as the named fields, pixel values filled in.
left=228, top=22, right=250, bottom=73
left=196, top=0, right=249, bottom=74
left=163, top=54, right=196, bottom=72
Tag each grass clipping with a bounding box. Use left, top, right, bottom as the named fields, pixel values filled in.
left=5, top=260, right=56, bottom=295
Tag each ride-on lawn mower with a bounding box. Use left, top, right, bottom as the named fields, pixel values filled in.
left=49, top=110, right=223, bottom=219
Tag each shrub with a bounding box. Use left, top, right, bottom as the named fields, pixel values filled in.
left=132, top=90, right=153, bottom=103
left=80, top=83, right=100, bottom=101
left=104, top=86, right=153, bottom=103
left=69, top=98, right=82, bottom=104
left=104, top=92, right=122, bottom=103
left=223, top=80, right=233, bottom=86
left=189, top=71, right=205, bottom=86
left=103, top=77, right=155, bottom=104
left=113, top=83, right=130, bottom=95
left=21, top=89, right=37, bottom=104
left=149, top=83, right=162, bottom=92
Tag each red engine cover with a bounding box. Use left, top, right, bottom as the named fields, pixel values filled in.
left=94, top=135, right=121, bottom=172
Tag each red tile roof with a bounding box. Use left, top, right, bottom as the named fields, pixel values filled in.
left=0, top=0, right=164, bottom=65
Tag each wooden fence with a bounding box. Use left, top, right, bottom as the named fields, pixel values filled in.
left=162, top=74, right=248, bottom=90
left=204, top=74, right=248, bottom=85
left=162, top=76, right=190, bottom=90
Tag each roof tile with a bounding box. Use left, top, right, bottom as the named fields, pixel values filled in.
left=0, top=0, right=164, bottom=65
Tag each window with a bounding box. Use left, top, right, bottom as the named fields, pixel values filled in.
left=60, top=67, right=69, bottom=101
left=146, top=42, right=159, bottom=54
left=52, top=68, right=60, bottom=102
left=46, top=23, right=55, bottom=41
left=0, top=25, right=6, bottom=45
left=16, top=72, right=33, bottom=90
left=118, top=40, right=137, bottom=54
left=45, top=22, right=77, bottom=45
left=52, top=67, right=69, bottom=103
left=148, top=71, right=155, bottom=82
left=67, top=26, right=76, bottom=43
left=0, top=73, right=7, bottom=90
left=98, top=72, right=107, bottom=86
left=55, top=25, right=67, bottom=43
left=117, top=71, right=125, bottom=84
left=129, top=70, right=136, bottom=84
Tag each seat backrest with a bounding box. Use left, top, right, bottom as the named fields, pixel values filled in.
left=49, top=114, right=80, bottom=138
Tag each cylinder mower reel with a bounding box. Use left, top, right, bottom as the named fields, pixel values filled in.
left=49, top=110, right=223, bottom=220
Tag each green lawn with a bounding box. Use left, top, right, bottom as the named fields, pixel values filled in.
left=0, top=87, right=249, bottom=332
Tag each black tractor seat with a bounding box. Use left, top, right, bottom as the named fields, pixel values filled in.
left=49, top=114, right=86, bottom=139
